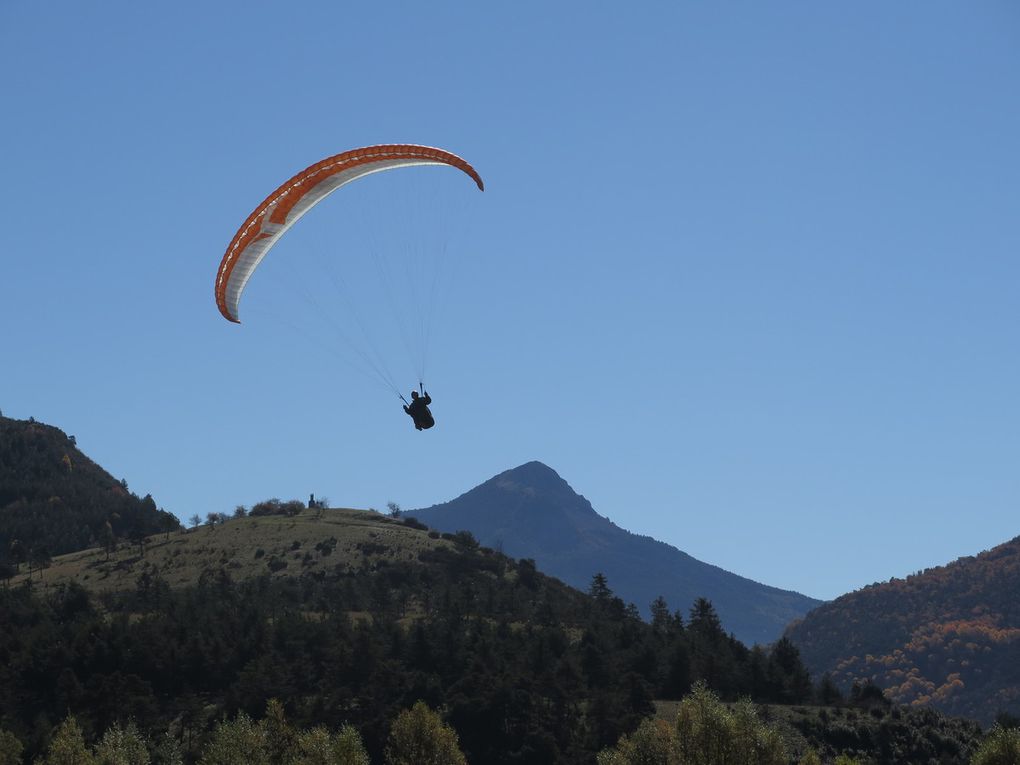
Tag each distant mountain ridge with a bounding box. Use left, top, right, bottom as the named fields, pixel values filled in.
left=408, top=461, right=822, bottom=645
left=786, top=534, right=1020, bottom=725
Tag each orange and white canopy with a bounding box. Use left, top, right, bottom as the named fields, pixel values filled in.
left=215, top=144, right=484, bottom=323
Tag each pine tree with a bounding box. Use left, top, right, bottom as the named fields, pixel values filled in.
left=687, top=599, right=723, bottom=637
left=650, top=596, right=671, bottom=635
left=589, top=573, right=612, bottom=601
left=817, top=673, right=843, bottom=705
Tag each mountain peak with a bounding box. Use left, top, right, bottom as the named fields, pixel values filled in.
left=504, top=460, right=561, bottom=479
left=492, top=461, right=572, bottom=497
left=410, top=463, right=822, bottom=645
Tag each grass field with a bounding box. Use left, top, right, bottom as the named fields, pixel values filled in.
left=10, top=507, right=454, bottom=593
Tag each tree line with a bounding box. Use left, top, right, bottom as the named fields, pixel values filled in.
left=5, top=686, right=1013, bottom=765
left=0, top=532, right=830, bottom=764
left=0, top=698, right=463, bottom=765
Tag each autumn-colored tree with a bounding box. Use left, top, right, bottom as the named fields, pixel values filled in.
left=674, top=683, right=732, bottom=764
left=595, top=718, right=676, bottom=764
left=290, top=725, right=369, bottom=765
left=44, top=716, right=94, bottom=765
left=199, top=713, right=269, bottom=765
left=599, top=684, right=787, bottom=765
left=152, top=733, right=183, bottom=765
left=260, top=699, right=296, bottom=765
left=385, top=701, right=466, bottom=765
left=288, top=727, right=332, bottom=764
left=94, top=721, right=149, bottom=765
left=195, top=702, right=370, bottom=765
left=332, top=725, right=370, bottom=765
left=729, top=698, right=786, bottom=764
left=971, top=725, right=1020, bottom=765
left=0, top=730, right=23, bottom=765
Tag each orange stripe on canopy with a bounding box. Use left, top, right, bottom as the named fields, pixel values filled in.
left=215, top=144, right=484, bottom=323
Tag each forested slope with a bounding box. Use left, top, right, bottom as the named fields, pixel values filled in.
left=786, top=535, right=1020, bottom=725
left=0, top=508, right=823, bottom=764
left=0, top=416, right=179, bottom=566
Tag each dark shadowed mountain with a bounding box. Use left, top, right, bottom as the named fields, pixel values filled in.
left=0, top=414, right=179, bottom=562
left=408, top=461, right=822, bottom=645
left=786, top=534, right=1020, bottom=725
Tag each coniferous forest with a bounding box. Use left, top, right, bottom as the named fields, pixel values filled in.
left=1, top=531, right=831, bottom=764
left=0, top=530, right=999, bottom=764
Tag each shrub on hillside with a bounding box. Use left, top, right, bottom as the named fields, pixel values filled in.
left=249, top=499, right=305, bottom=517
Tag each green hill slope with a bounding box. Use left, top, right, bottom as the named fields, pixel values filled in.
left=9, top=506, right=448, bottom=593
left=0, top=507, right=657, bottom=763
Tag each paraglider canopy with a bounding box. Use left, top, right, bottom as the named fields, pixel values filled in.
left=215, top=144, right=484, bottom=324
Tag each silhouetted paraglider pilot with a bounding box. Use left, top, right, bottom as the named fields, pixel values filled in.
left=403, top=388, right=434, bottom=431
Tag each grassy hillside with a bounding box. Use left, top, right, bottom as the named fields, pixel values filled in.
left=10, top=506, right=450, bottom=593
left=0, top=506, right=660, bottom=763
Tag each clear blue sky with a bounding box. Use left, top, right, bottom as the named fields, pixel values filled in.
left=2, top=2, right=1017, bottom=602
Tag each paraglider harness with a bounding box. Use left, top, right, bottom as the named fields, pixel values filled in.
left=402, top=384, right=434, bottom=431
